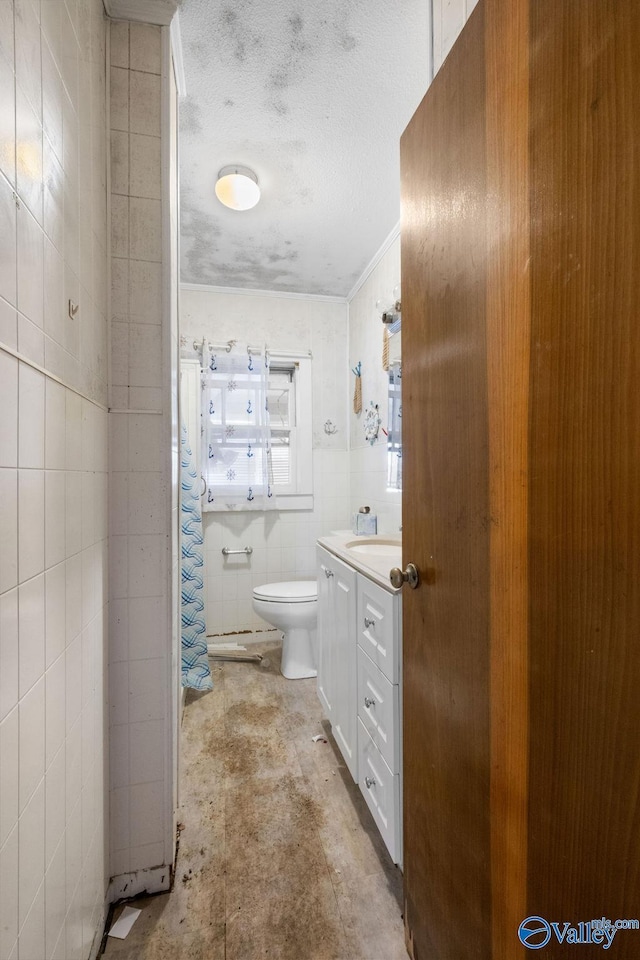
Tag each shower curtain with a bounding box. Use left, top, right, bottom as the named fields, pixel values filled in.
left=180, top=422, right=213, bottom=691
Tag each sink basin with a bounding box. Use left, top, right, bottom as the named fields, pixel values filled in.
left=345, top=539, right=402, bottom=557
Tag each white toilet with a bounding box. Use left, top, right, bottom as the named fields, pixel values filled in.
left=252, top=581, right=318, bottom=679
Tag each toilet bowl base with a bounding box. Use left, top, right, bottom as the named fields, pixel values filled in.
left=280, top=627, right=317, bottom=680
left=281, top=663, right=317, bottom=680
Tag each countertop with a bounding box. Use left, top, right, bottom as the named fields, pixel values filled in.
left=317, top=530, right=402, bottom=592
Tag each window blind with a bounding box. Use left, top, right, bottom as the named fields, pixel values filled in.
left=268, top=367, right=295, bottom=488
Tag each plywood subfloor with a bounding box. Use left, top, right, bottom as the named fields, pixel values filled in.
left=102, top=640, right=405, bottom=960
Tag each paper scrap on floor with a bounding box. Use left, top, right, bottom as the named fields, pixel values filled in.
left=108, top=906, right=141, bottom=939
left=312, top=734, right=328, bottom=743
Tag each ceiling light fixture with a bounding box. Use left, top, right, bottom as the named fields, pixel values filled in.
left=215, top=165, right=261, bottom=211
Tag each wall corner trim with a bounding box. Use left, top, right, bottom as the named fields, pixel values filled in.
left=108, top=865, right=172, bottom=903
left=170, top=10, right=187, bottom=96
left=346, top=219, right=401, bottom=303
left=103, top=0, right=178, bottom=25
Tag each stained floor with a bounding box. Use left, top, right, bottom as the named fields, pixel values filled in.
left=102, top=639, right=406, bottom=960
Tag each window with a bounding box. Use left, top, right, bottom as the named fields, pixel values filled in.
left=387, top=362, right=402, bottom=491
left=268, top=367, right=295, bottom=489
left=199, top=351, right=312, bottom=511
left=200, top=349, right=273, bottom=511
left=268, top=356, right=313, bottom=509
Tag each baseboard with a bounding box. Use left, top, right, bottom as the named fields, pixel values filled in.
left=207, top=629, right=279, bottom=652
left=108, top=863, right=172, bottom=902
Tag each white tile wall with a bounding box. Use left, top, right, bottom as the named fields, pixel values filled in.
left=108, top=19, right=175, bottom=886
left=180, top=288, right=351, bottom=635
left=348, top=236, right=402, bottom=535
left=432, top=0, right=481, bottom=74
left=0, top=2, right=109, bottom=959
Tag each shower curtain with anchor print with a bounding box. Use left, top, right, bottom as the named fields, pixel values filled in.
left=181, top=422, right=213, bottom=690
left=201, top=345, right=276, bottom=511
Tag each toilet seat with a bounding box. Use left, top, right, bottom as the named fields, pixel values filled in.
left=253, top=581, right=317, bottom=603
left=252, top=580, right=318, bottom=678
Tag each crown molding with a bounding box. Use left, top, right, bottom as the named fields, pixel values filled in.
left=103, top=0, right=178, bottom=26
left=180, top=282, right=348, bottom=305
left=346, top=219, right=401, bottom=302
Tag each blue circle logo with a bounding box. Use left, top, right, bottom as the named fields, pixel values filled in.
left=518, top=916, right=552, bottom=949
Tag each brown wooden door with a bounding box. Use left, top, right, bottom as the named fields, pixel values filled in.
left=401, top=6, right=494, bottom=957
left=400, top=1, right=640, bottom=958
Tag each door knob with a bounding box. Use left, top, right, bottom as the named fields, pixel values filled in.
left=325, top=568, right=334, bottom=578
left=389, top=563, right=420, bottom=589
left=365, top=776, right=376, bottom=789
left=364, top=696, right=376, bottom=708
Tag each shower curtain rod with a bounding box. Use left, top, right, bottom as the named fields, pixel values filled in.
left=193, top=338, right=237, bottom=353
left=193, top=338, right=312, bottom=360
left=193, top=338, right=261, bottom=355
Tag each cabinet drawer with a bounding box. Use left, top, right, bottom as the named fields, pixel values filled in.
left=357, top=576, right=400, bottom=684
left=357, top=719, right=401, bottom=864
left=357, top=646, right=399, bottom=773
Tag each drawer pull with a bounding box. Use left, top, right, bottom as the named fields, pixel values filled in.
left=364, top=617, right=376, bottom=629
left=364, top=696, right=376, bottom=709
left=325, top=568, right=334, bottom=578
left=365, top=776, right=376, bottom=789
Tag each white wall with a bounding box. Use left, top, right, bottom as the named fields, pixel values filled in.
left=348, top=235, right=402, bottom=536
left=107, top=19, right=179, bottom=896
left=180, top=287, right=350, bottom=635
left=432, top=0, right=480, bottom=74
left=0, top=1, right=109, bottom=958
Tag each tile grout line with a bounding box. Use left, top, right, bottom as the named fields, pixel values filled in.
left=0, top=340, right=109, bottom=412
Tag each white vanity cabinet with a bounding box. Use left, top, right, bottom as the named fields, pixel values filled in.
left=316, top=541, right=403, bottom=865
left=356, top=577, right=402, bottom=865
left=316, top=545, right=358, bottom=781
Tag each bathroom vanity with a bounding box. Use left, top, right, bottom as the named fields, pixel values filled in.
left=316, top=533, right=403, bottom=865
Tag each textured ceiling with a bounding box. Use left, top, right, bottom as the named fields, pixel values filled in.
left=178, top=0, right=431, bottom=296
